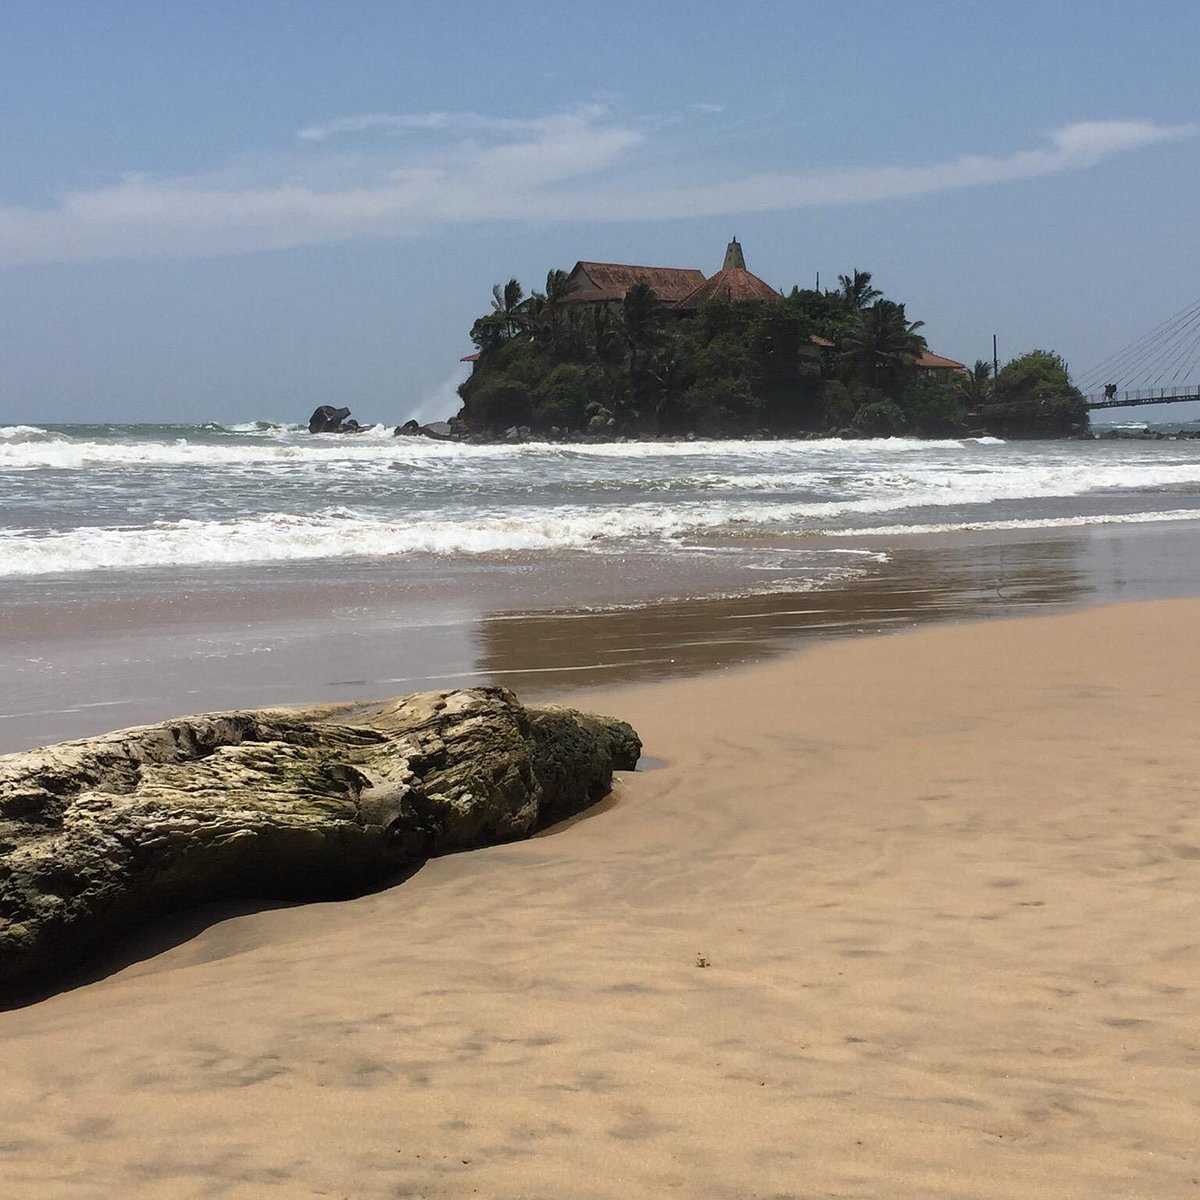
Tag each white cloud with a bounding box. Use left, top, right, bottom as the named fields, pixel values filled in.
left=298, top=112, right=458, bottom=139
left=295, top=103, right=613, bottom=142
left=0, top=111, right=1190, bottom=267
left=576, top=119, right=1193, bottom=220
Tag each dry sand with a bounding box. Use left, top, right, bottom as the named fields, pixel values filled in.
left=2, top=599, right=1199, bottom=1198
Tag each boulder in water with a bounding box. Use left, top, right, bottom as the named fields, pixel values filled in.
left=308, top=405, right=353, bottom=434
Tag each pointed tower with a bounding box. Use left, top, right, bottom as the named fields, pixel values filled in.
left=722, top=237, right=746, bottom=271
left=675, top=239, right=781, bottom=309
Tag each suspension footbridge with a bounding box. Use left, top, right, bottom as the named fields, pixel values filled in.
left=1078, top=299, right=1200, bottom=410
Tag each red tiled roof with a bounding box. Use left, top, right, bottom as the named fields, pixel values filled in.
left=564, top=261, right=706, bottom=303
left=916, top=349, right=967, bottom=371
left=675, top=266, right=782, bottom=309
left=809, top=334, right=835, bottom=348
left=460, top=351, right=481, bottom=362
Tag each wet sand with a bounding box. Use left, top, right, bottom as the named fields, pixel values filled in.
left=2, top=598, right=1200, bottom=1197
left=6, top=519, right=1200, bottom=753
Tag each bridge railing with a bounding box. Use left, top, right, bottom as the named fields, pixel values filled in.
left=1085, top=384, right=1200, bottom=409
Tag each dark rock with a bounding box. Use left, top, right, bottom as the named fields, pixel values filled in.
left=419, top=421, right=454, bottom=441
left=1096, top=427, right=1159, bottom=440
left=0, top=688, right=640, bottom=997
left=395, top=420, right=422, bottom=436
left=308, top=405, right=353, bottom=434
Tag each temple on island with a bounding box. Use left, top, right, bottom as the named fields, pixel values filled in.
left=559, top=239, right=965, bottom=375
left=560, top=238, right=780, bottom=310
left=463, top=240, right=965, bottom=377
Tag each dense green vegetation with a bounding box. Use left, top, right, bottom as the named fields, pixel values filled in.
left=456, top=269, right=1088, bottom=439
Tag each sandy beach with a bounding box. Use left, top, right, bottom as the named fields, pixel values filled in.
left=2, top=597, right=1198, bottom=1198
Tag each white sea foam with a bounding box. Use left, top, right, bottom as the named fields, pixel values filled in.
left=204, top=420, right=306, bottom=435
left=0, top=425, right=59, bottom=444
left=5, top=423, right=1200, bottom=578
left=5, top=468, right=1200, bottom=577
left=0, top=431, right=997, bottom=471
left=0, top=434, right=413, bottom=470
left=845, top=509, right=1200, bottom=537
left=0, top=507, right=697, bottom=575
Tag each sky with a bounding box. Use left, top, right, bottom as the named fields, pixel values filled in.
left=1, top=0, right=1198, bottom=426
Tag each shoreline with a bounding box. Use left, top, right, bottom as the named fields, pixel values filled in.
left=2, top=596, right=1199, bottom=1196
left=7, top=514, right=1200, bottom=754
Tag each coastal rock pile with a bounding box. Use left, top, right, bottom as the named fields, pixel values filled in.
left=308, top=405, right=364, bottom=434
left=0, top=688, right=640, bottom=996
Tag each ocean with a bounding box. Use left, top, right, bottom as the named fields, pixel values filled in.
left=4, top=419, right=1200, bottom=750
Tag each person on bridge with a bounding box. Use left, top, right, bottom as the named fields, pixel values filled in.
left=1104, top=383, right=1118, bottom=401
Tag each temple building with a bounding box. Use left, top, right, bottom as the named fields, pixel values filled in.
left=674, top=238, right=783, bottom=309
left=464, top=240, right=965, bottom=374
left=560, top=261, right=705, bottom=306
left=560, top=238, right=779, bottom=310
left=560, top=239, right=965, bottom=372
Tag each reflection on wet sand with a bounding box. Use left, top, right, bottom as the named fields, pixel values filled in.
left=4, top=522, right=1198, bottom=754
left=478, top=536, right=1090, bottom=694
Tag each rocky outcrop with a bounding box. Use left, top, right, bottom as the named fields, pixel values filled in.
left=308, top=405, right=362, bottom=434
left=0, top=689, right=640, bottom=996
left=394, top=420, right=458, bottom=441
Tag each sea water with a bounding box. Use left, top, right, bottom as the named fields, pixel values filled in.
left=4, top=420, right=1200, bottom=749
left=5, top=421, right=1200, bottom=584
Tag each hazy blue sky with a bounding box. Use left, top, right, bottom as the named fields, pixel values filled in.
left=1, top=1, right=1197, bottom=425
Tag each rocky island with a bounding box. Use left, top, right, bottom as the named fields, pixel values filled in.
left=454, top=241, right=1089, bottom=440
left=0, top=688, right=640, bottom=999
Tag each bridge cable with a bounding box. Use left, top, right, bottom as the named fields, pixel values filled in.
left=1173, top=326, right=1200, bottom=387
left=1077, top=307, right=1196, bottom=387
left=1080, top=297, right=1200, bottom=383
left=1181, top=330, right=1200, bottom=389
left=1126, top=306, right=1200, bottom=389
left=1162, top=318, right=1200, bottom=385
left=1079, top=303, right=1200, bottom=390
left=1078, top=299, right=1200, bottom=390
left=1083, top=323, right=1194, bottom=390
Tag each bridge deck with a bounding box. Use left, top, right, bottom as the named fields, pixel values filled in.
left=1086, top=388, right=1200, bottom=410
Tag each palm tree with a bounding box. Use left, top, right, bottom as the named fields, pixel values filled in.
left=647, top=349, right=690, bottom=434
left=589, top=304, right=625, bottom=367
left=836, top=269, right=882, bottom=312
left=539, top=268, right=573, bottom=353
left=518, top=292, right=546, bottom=342
left=490, top=278, right=525, bottom=339
left=621, top=283, right=666, bottom=381
left=840, top=300, right=926, bottom=389
left=958, top=359, right=993, bottom=406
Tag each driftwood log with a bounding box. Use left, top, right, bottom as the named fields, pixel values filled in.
left=0, top=688, right=640, bottom=996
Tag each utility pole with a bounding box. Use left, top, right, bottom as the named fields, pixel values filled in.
left=992, top=334, right=1000, bottom=380
left=815, top=271, right=820, bottom=292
